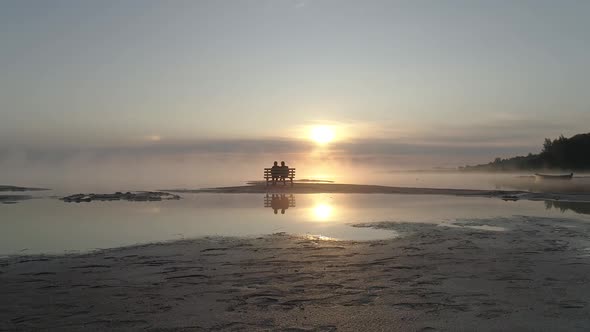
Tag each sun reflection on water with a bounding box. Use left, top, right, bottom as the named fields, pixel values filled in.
left=313, top=203, right=333, bottom=221
left=305, top=234, right=337, bottom=241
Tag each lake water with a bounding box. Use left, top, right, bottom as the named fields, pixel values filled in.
left=2, top=192, right=590, bottom=256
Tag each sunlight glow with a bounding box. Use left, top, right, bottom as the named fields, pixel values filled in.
left=313, top=204, right=333, bottom=220
left=310, top=126, right=335, bottom=144
left=305, top=234, right=337, bottom=241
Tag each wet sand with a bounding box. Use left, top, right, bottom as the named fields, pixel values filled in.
left=167, top=183, right=590, bottom=202
left=2, top=216, right=590, bottom=331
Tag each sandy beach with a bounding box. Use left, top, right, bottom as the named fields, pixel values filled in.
left=3, top=215, right=590, bottom=331
left=168, top=183, right=590, bottom=202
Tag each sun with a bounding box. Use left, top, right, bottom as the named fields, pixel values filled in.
left=310, top=126, right=335, bottom=144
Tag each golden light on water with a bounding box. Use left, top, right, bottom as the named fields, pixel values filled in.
left=305, top=234, right=337, bottom=241
left=310, top=126, right=335, bottom=144
left=313, top=203, right=333, bottom=220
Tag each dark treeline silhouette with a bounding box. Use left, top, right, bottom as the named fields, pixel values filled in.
left=461, top=133, right=590, bottom=171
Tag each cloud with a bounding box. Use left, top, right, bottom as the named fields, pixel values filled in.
left=1, top=115, right=585, bottom=169
left=0, top=135, right=536, bottom=166
left=294, top=1, right=306, bottom=9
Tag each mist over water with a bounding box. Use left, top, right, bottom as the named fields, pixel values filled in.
left=2, top=149, right=588, bottom=193
left=0, top=154, right=459, bottom=191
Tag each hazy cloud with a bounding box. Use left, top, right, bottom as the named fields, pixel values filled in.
left=0, top=135, right=538, bottom=165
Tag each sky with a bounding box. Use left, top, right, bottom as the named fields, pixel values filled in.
left=1, top=0, right=589, bottom=188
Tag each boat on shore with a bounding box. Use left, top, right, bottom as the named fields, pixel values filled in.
left=534, top=173, right=574, bottom=180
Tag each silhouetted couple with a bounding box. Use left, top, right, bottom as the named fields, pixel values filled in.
left=271, top=161, right=289, bottom=185
left=270, top=194, right=290, bottom=214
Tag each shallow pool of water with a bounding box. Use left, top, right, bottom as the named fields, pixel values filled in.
left=1, top=193, right=590, bottom=255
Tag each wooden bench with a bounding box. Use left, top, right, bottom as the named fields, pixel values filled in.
left=264, top=168, right=295, bottom=186
left=264, top=194, right=296, bottom=208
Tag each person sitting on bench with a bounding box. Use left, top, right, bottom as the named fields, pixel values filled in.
left=270, top=161, right=280, bottom=185
left=279, top=161, right=289, bottom=185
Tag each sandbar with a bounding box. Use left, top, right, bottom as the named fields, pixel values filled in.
left=166, top=183, right=590, bottom=202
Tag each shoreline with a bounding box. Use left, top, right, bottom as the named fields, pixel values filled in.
left=3, top=216, right=590, bottom=330
left=164, top=183, right=590, bottom=202
left=0, top=185, right=50, bottom=192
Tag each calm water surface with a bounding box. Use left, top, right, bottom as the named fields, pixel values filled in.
left=2, top=193, right=590, bottom=255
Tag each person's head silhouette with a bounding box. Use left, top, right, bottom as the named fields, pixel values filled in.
left=281, top=161, right=285, bottom=166
left=281, top=209, right=285, bottom=214
left=273, top=161, right=278, bottom=166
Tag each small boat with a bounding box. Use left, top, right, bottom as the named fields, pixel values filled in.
left=534, top=173, right=573, bottom=180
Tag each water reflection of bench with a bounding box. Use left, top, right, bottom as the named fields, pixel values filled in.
left=264, top=194, right=296, bottom=214
left=264, top=168, right=296, bottom=186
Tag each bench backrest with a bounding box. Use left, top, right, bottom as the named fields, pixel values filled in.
left=264, top=168, right=295, bottom=177
left=264, top=194, right=296, bottom=207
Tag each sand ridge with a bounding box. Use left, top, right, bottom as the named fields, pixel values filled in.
left=166, top=183, right=590, bottom=203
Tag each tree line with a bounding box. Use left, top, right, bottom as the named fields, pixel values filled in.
left=460, top=133, right=590, bottom=171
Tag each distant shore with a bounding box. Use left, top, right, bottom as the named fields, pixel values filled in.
left=165, top=183, right=590, bottom=202
left=0, top=185, right=49, bottom=192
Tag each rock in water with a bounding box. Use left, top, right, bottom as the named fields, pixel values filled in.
left=61, top=191, right=181, bottom=203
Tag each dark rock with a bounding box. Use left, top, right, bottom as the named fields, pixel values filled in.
left=61, top=191, right=181, bottom=203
